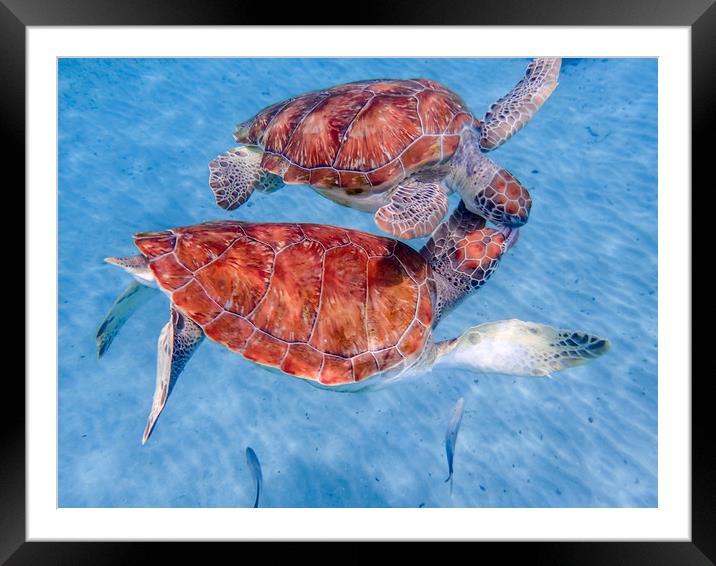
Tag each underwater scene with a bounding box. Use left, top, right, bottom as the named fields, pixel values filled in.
left=58, top=57, right=657, bottom=508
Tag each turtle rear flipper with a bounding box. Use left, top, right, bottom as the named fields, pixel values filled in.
left=142, top=306, right=204, bottom=445
left=96, top=256, right=159, bottom=358
left=479, top=57, right=562, bottom=151
left=420, top=202, right=506, bottom=322
left=209, top=146, right=284, bottom=210
left=436, top=320, right=610, bottom=377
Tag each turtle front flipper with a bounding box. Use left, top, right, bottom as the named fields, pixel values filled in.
left=208, top=146, right=284, bottom=211
left=421, top=202, right=506, bottom=322
left=479, top=57, right=562, bottom=151
left=435, top=320, right=610, bottom=377
left=142, top=305, right=205, bottom=445
left=374, top=173, right=449, bottom=239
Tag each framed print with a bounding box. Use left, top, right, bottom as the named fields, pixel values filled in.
left=6, top=0, right=709, bottom=561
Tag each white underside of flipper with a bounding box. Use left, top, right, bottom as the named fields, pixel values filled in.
left=437, top=319, right=610, bottom=377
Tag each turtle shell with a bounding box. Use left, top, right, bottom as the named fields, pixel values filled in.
left=235, top=79, right=478, bottom=191
left=134, top=221, right=434, bottom=386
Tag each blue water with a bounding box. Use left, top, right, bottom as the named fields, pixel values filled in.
left=58, top=58, right=658, bottom=508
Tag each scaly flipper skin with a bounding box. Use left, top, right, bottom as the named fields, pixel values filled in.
left=479, top=57, right=562, bottom=151
left=209, top=146, right=284, bottom=210
left=374, top=173, right=449, bottom=239
left=426, top=199, right=487, bottom=243
left=436, top=319, right=610, bottom=377
left=142, top=305, right=205, bottom=445
left=420, top=202, right=506, bottom=322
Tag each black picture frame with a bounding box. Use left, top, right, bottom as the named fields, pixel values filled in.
left=5, top=0, right=707, bottom=562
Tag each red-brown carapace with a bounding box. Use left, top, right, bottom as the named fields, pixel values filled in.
left=208, top=58, right=562, bottom=240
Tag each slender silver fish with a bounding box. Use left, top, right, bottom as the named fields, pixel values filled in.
left=245, top=447, right=262, bottom=508
left=444, top=397, right=465, bottom=494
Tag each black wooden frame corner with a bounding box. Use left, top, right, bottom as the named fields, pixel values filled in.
left=6, top=0, right=708, bottom=563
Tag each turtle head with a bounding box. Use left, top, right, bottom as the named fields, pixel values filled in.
left=463, top=164, right=532, bottom=229
left=449, top=144, right=532, bottom=229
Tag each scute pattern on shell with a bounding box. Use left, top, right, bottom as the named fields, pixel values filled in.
left=134, top=221, right=433, bottom=386
left=235, top=79, right=478, bottom=190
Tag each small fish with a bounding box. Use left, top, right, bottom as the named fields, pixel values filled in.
left=444, top=397, right=465, bottom=495
left=245, top=447, right=262, bottom=508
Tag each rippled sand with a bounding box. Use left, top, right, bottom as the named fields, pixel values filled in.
left=58, top=57, right=657, bottom=507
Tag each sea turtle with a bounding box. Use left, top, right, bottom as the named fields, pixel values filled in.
left=97, top=204, right=609, bottom=444
left=208, top=58, right=561, bottom=239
